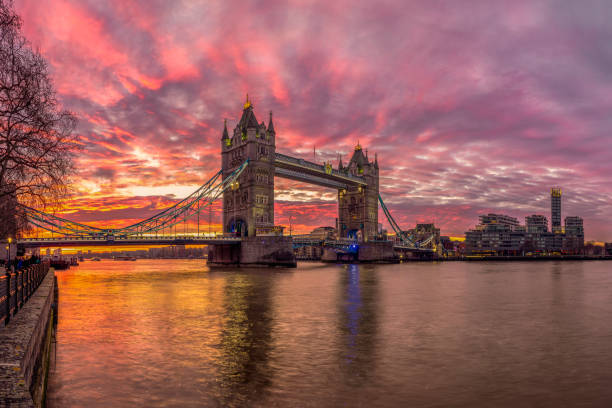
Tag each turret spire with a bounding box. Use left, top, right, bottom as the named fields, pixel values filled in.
left=244, top=93, right=251, bottom=109
left=222, top=118, right=229, bottom=140
left=267, top=110, right=275, bottom=134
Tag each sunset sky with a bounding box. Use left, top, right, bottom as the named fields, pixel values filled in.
left=15, top=0, right=612, bottom=240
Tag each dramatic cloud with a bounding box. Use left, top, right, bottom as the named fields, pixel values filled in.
left=16, top=0, right=612, bottom=240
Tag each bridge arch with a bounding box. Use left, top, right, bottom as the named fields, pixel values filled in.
left=227, top=217, right=248, bottom=237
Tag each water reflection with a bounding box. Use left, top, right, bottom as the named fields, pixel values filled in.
left=215, top=271, right=274, bottom=407
left=47, top=260, right=612, bottom=407
left=337, top=264, right=379, bottom=385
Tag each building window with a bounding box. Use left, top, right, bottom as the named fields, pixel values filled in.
left=256, top=194, right=269, bottom=205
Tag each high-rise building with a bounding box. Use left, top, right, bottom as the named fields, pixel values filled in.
left=564, top=216, right=584, bottom=253
left=526, top=215, right=548, bottom=233
left=551, top=187, right=562, bottom=233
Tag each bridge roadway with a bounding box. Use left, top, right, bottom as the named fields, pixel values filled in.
left=292, top=237, right=435, bottom=253
left=18, top=236, right=433, bottom=253
left=18, top=236, right=242, bottom=248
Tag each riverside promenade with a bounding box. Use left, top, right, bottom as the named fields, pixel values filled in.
left=0, top=262, right=55, bottom=408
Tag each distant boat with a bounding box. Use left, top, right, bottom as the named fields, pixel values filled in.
left=50, top=259, right=70, bottom=270
left=91, top=257, right=101, bottom=261
left=113, top=256, right=137, bottom=261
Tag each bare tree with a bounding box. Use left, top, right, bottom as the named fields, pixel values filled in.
left=0, top=0, right=79, bottom=238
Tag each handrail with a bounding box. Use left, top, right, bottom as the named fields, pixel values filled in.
left=1, top=261, right=50, bottom=326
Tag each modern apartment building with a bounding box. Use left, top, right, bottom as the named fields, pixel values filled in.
left=526, top=215, right=548, bottom=233
left=465, top=214, right=525, bottom=255
left=563, top=216, right=584, bottom=253
left=465, top=189, right=585, bottom=255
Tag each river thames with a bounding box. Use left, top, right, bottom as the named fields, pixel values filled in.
left=47, top=260, right=612, bottom=407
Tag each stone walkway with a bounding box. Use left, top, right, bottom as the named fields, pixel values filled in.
left=0, top=270, right=55, bottom=408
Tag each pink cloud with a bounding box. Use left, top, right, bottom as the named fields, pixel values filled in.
left=14, top=0, right=612, bottom=241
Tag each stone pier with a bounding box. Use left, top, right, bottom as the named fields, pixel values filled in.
left=208, top=236, right=296, bottom=268
left=322, top=241, right=398, bottom=263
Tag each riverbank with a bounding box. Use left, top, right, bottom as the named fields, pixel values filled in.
left=460, top=255, right=612, bottom=261
left=325, top=255, right=612, bottom=263
left=0, top=268, right=56, bottom=407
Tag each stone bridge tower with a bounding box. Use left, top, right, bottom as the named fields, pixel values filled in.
left=337, top=143, right=379, bottom=241
left=221, top=97, right=276, bottom=237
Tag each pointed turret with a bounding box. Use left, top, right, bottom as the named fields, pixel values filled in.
left=267, top=111, right=276, bottom=135
left=221, top=119, right=229, bottom=141
left=338, top=154, right=343, bottom=170
left=237, top=94, right=260, bottom=129
left=374, top=152, right=378, bottom=168
left=349, top=141, right=367, bottom=167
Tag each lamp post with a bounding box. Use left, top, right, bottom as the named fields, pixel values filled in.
left=7, top=237, right=12, bottom=270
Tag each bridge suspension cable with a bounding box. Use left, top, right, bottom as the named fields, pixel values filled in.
left=378, top=194, right=441, bottom=250
left=378, top=194, right=418, bottom=247
left=20, top=160, right=250, bottom=238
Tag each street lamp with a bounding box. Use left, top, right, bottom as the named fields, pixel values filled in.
left=7, top=237, right=12, bottom=270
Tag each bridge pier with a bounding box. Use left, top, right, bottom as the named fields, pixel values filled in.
left=395, top=247, right=436, bottom=261
left=321, top=241, right=398, bottom=263
left=207, top=236, right=296, bottom=268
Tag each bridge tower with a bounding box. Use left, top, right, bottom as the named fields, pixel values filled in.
left=221, top=96, right=276, bottom=237
left=337, top=144, right=379, bottom=241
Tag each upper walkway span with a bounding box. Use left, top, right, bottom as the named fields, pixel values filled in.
left=274, top=153, right=366, bottom=189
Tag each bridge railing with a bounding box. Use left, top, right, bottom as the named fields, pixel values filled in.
left=19, top=235, right=242, bottom=243
left=1, top=261, right=50, bottom=326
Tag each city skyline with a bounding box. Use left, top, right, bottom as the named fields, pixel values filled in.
left=14, top=0, right=612, bottom=240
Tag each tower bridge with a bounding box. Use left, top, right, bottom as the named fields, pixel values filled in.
left=15, top=98, right=439, bottom=266
left=220, top=97, right=379, bottom=243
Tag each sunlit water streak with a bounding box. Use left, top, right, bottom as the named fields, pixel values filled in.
left=47, top=260, right=612, bottom=407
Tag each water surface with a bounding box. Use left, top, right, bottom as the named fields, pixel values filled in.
left=47, top=260, right=612, bottom=407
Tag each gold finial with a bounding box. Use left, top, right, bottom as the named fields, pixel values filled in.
left=244, top=93, right=251, bottom=109
left=355, top=139, right=362, bottom=151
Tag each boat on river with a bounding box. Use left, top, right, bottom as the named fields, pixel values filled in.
left=113, top=256, right=137, bottom=261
